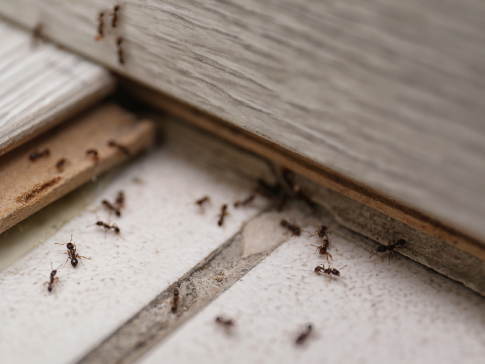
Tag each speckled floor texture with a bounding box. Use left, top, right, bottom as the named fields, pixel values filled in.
left=140, top=222, right=485, bottom=364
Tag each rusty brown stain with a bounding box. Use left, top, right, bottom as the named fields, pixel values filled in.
left=15, top=176, right=62, bottom=204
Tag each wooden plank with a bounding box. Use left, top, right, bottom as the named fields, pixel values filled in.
left=0, top=20, right=115, bottom=155
left=0, top=1, right=483, bottom=246
left=0, top=103, right=155, bottom=235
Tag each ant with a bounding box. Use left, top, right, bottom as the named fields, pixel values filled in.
left=217, top=204, right=229, bottom=226
left=215, top=316, right=235, bottom=330
left=111, top=4, right=121, bottom=28
left=311, top=238, right=333, bottom=262
left=55, top=158, right=67, bottom=172
left=369, top=238, right=406, bottom=264
left=234, top=194, right=255, bottom=207
left=44, top=263, right=60, bottom=293
left=29, top=149, right=50, bottom=161
left=55, top=235, right=90, bottom=268
left=171, top=288, right=179, bottom=313
left=108, top=139, right=130, bottom=155
left=280, top=219, right=301, bottom=237
left=95, top=11, right=105, bottom=41
left=116, top=37, right=125, bottom=65
left=102, top=200, right=121, bottom=217
left=313, top=263, right=346, bottom=278
left=195, top=196, right=210, bottom=208
left=310, top=225, right=330, bottom=240
left=86, top=149, right=99, bottom=162
left=295, top=324, right=313, bottom=345
left=115, top=191, right=125, bottom=209
left=90, top=221, right=120, bottom=234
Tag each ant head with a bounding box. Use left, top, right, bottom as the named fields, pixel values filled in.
left=331, top=269, right=340, bottom=276
left=397, top=239, right=406, bottom=246
left=96, top=221, right=104, bottom=226
left=66, top=242, right=75, bottom=250
left=174, top=289, right=179, bottom=296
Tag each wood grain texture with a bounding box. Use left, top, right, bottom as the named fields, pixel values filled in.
left=0, top=20, right=115, bottom=155
left=0, top=103, right=155, bottom=235
left=0, top=1, right=483, bottom=244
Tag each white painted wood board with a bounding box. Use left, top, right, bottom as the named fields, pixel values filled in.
left=0, top=122, right=269, bottom=364
left=140, top=216, right=485, bottom=364
left=0, top=20, right=114, bottom=154
left=0, top=0, right=483, bottom=245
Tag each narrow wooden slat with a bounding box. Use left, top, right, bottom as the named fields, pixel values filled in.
left=0, top=0, right=483, bottom=248
left=0, top=20, right=115, bottom=155
left=0, top=103, right=155, bottom=235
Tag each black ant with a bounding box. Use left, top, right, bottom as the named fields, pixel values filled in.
left=171, top=288, right=179, bottom=313
left=86, top=149, right=99, bottom=162
left=102, top=191, right=125, bottom=217
left=108, top=139, right=130, bottom=155
left=313, top=263, right=346, bottom=278
left=217, top=204, right=229, bottom=226
left=111, top=4, right=121, bottom=28
left=95, top=11, right=105, bottom=41
left=234, top=194, right=255, bottom=207
left=369, top=239, right=406, bottom=264
left=311, top=238, right=333, bottom=262
left=89, top=221, right=120, bottom=234
left=115, top=191, right=125, bottom=209
left=44, top=263, right=60, bottom=293
left=215, top=316, right=235, bottom=330
left=55, top=235, right=90, bottom=268
left=29, top=149, right=50, bottom=161
left=295, top=324, right=313, bottom=345
left=55, top=158, right=67, bottom=172
left=115, top=37, right=125, bottom=65
left=195, top=196, right=210, bottom=208
left=280, top=219, right=301, bottom=236
left=102, top=200, right=121, bottom=216
left=310, top=225, right=330, bottom=240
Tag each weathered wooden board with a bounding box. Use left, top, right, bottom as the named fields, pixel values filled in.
left=0, top=20, right=115, bottom=155
left=0, top=1, right=484, bottom=248
left=0, top=103, right=155, bottom=235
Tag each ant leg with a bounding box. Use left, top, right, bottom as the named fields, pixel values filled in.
left=77, top=255, right=91, bottom=266
left=369, top=251, right=379, bottom=259
left=310, top=244, right=319, bottom=254
left=326, top=252, right=333, bottom=263
left=61, top=257, right=69, bottom=269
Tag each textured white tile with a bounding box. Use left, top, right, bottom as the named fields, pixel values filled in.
left=0, top=141, right=266, bottom=364
left=141, top=226, right=485, bottom=364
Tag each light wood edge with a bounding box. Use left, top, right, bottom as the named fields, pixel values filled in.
left=121, top=78, right=485, bottom=261
left=0, top=81, right=115, bottom=156
left=0, top=108, right=155, bottom=235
